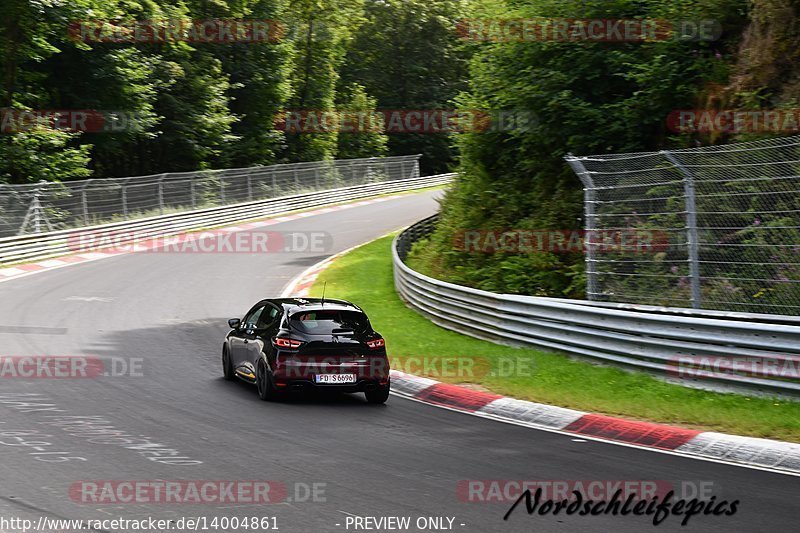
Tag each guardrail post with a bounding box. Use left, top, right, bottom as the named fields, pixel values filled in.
left=247, top=170, right=253, bottom=201
left=190, top=179, right=196, bottom=209
left=663, top=151, right=702, bottom=309
left=219, top=174, right=226, bottom=205
left=293, top=168, right=300, bottom=190
left=566, top=156, right=598, bottom=300
left=314, top=167, right=320, bottom=190
left=271, top=169, right=277, bottom=197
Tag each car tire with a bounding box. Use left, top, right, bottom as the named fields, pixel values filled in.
left=222, top=347, right=234, bottom=381
left=256, top=360, right=279, bottom=401
left=365, top=383, right=390, bottom=404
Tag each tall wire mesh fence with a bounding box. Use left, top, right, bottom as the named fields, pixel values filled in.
left=0, top=155, right=421, bottom=238
left=566, top=136, right=800, bottom=316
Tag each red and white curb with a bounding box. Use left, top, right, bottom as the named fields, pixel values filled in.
left=390, top=372, right=800, bottom=476
left=0, top=195, right=402, bottom=285
left=282, top=246, right=800, bottom=477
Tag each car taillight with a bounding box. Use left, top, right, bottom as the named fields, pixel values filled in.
left=273, top=337, right=303, bottom=349
left=366, top=338, right=385, bottom=349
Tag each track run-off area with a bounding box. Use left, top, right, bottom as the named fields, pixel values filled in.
left=0, top=190, right=797, bottom=533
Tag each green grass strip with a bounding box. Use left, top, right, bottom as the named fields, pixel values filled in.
left=310, top=234, right=800, bottom=442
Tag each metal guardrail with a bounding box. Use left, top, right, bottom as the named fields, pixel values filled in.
left=1, top=155, right=422, bottom=238
left=0, top=174, right=454, bottom=266
left=394, top=215, right=800, bottom=396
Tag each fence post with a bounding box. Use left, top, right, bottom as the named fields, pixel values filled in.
left=566, top=155, right=598, bottom=300
left=663, top=151, right=702, bottom=309
left=33, top=186, right=42, bottom=233
left=81, top=181, right=91, bottom=226
left=366, top=160, right=374, bottom=183
left=17, top=182, right=54, bottom=235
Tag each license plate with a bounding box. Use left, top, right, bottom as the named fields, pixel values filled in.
left=315, top=373, right=356, bottom=384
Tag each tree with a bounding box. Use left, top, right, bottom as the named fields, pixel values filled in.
left=189, top=0, right=293, bottom=167
left=0, top=0, right=98, bottom=183
left=335, top=83, right=388, bottom=159
left=411, top=0, right=748, bottom=297
left=0, top=126, right=91, bottom=183
left=281, top=0, right=367, bottom=161
left=341, top=0, right=470, bottom=173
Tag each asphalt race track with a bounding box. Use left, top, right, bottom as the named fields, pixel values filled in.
left=0, top=190, right=797, bottom=533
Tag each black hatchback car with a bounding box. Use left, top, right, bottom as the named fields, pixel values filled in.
left=222, top=298, right=390, bottom=403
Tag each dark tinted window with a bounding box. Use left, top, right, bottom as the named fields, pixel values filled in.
left=257, top=306, right=279, bottom=329
left=243, top=305, right=279, bottom=330
left=289, top=310, right=369, bottom=334
left=243, top=305, right=266, bottom=329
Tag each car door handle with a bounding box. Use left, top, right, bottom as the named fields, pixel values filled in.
left=243, top=339, right=249, bottom=344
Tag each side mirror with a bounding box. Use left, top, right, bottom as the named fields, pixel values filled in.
left=228, top=318, right=241, bottom=329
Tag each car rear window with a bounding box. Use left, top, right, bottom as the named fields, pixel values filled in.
left=289, top=310, right=369, bottom=334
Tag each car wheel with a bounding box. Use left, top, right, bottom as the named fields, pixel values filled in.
left=222, top=347, right=234, bottom=381
left=365, top=383, right=390, bottom=404
left=256, top=360, right=278, bottom=401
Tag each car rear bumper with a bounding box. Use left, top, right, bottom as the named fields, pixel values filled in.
left=272, top=378, right=389, bottom=393
left=273, top=358, right=389, bottom=382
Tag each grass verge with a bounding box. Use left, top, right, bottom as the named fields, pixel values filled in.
left=309, top=234, right=800, bottom=442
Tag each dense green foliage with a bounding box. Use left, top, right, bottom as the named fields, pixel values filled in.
left=0, top=0, right=464, bottom=183
left=410, top=0, right=756, bottom=298
left=2, top=0, right=795, bottom=304
left=340, top=0, right=470, bottom=173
